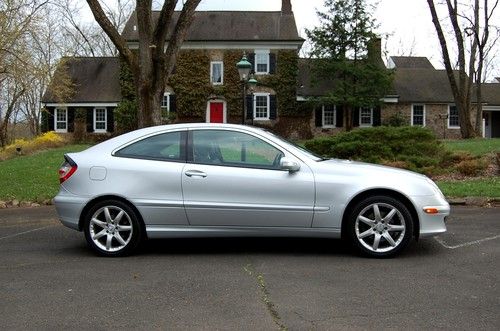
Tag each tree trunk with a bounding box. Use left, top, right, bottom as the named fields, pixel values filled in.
left=86, top=0, right=201, bottom=129
left=426, top=0, right=478, bottom=139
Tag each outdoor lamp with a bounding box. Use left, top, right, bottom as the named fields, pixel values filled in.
left=236, top=54, right=252, bottom=81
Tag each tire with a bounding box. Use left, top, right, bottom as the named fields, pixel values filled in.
left=83, top=200, right=143, bottom=257
left=347, top=195, right=414, bottom=258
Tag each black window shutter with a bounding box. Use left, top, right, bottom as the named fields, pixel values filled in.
left=353, top=108, right=360, bottom=127
left=86, top=109, right=94, bottom=133
left=373, top=106, right=381, bottom=126
left=67, top=108, right=75, bottom=132
left=107, top=108, right=114, bottom=132
left=269, top=53, right=277, bottom=74
left=47, top=108, right=55, bottom=131
left=269, top=95, right=277, bottom=120
left=336, top=106, right=344, bottom=127
left=314, top=107, right=322, bottom=127
left=246, top=95, right=253, bottom=120
left=248, top=53, right=255, bottom=73
left=169, top=94, right=177, bottom=113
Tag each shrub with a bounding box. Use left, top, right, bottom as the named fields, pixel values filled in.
left=304, top=126, right=450, bottom=175
left=0, top=132, right=66, bottom=160
left=383, top=112, right=408, bottom=127
left=115, top=100, right=138, bottom=133
left=455, top=159, right=487, bottom=176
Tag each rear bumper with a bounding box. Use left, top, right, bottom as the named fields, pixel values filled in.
left=53, top=188, right=89, bottom=231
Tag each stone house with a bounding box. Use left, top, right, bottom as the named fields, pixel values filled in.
left=299, top=55, right=500, bottom=138
left=41, top=0, right=308, bottom=138
left=41, top=0, right=500, bottom=139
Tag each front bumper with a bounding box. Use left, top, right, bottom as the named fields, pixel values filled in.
left=411, top=195, right=450, bottom=238
left=53, top=187, right=90, bottom=231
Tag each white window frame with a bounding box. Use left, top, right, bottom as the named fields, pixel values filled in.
left=93, top=108, right=107, bottom=133
left=253, top=93, right=270, bottom=121
left=359, top=107, right=373, bottom=127
left=255, top=50, right=270, bottom=74
left=448, top=104, right=460, bottom=129
left=210, top=61, right=224, bottom=85
left=322, top=105, right=336, bottom=128
left=161, top=93, right=170, bottom=113
left=54, top=107, right=68, bottom=133
left=411, top=104, right=426, bottom=127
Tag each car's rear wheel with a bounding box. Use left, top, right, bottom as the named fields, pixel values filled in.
left=348, top=196, right=413, bottom=258
left=83, top=200, right=142, bottom=257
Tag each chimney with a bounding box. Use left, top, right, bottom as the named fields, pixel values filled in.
left=282, top=0, right=292, bottom=15
left=368, top=37, right=383, bottom=65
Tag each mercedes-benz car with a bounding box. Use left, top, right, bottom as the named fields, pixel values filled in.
left=55, top=124, right=449, bottom=257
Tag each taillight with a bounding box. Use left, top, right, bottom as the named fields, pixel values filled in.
left=59, top=156, right=77, bottom=184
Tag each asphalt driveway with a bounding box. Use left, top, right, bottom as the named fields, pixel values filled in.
left=0, top=206, right=498, bottom=330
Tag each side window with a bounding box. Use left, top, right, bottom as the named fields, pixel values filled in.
left=115, top=131, right=185, bottom=161
left=191, top=130, right=284, bottom=169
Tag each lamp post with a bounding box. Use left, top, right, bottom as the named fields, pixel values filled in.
left=236, top=53, right=257, bottom=125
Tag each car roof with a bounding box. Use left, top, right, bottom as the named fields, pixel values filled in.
left=80, top=124, right=270, bottom=154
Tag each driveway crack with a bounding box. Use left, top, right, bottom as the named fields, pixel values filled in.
left=244, top=263, right=287, bottom=331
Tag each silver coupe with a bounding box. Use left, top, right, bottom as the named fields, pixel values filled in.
left=55, top=124, right=449, bottom=257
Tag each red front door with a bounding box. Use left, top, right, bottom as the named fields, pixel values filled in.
left=209, top=102, right=224, bottom=123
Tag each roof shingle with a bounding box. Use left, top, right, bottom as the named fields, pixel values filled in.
left=42, top=57, right=121, bottom=103
left=121, top=11, right=303, bottom=42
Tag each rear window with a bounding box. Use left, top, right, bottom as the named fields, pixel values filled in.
left=115, top=131, right=185, bottom=162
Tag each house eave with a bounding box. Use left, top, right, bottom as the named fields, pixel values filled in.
left=42, top=102, right=119, bottom=107
left=126, top=40, right=304, bottom=50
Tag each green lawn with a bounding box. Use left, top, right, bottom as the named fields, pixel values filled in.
left=442, top=138, right=500, bottom=156
left=0, top=145, right=89, bottom=202
left=1, top=141, right=499, bottom=202
left=437, top=177, right=500, bottom=198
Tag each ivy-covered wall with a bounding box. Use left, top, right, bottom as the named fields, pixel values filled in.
left=117, top=49, right=310, bottom=137
left=115, top=56, right=138, bottom=133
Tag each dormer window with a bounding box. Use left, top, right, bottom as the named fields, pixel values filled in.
left=255, top=50, right=270, bottom=74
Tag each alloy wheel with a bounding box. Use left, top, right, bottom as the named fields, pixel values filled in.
left=354, top=202, right=406, bottom=253
left=89, top=206, right=133, bottom=252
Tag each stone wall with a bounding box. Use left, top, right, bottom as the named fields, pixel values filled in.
left=382, top=103, right=470, bottom=139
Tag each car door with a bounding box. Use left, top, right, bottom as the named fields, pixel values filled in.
left=111, top=130, right=188, bottom=226
left=181, top=128, right=315, bottom=227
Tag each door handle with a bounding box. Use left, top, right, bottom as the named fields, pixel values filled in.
left=184, top=170, right=207, bottom=178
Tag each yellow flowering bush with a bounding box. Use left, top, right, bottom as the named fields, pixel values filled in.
left=0, top=132, right=67, bottom=160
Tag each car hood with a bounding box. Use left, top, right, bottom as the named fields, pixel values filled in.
left=310, top=158, right=435, bottom=197
left=321, top=158, right=426, bottom=179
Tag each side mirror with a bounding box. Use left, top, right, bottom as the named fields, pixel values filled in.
left=280, top=157, right=300, bottom=172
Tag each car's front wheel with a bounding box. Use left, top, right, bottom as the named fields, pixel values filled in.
left=347, top=196, right=413, bottom=258
left=83, top=200, right=142, bottom=257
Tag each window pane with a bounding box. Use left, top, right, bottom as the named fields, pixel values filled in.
left=360, top=108, right=372, bottom=125
left=161, top=94, right=169, bottom=108
left=211, top=63, right=222, bottom=84
left=192, top=130, right=283, bottom=169
left=116, top=132, right=183, bottom=161
left=323, top=105, right=335, bottom=126
left=256, top=52, right=269, bottom=73
left=56, top=109, right=67, bottom=130
left=449, top=106, right=459, bottom=127
left=255, top=95, right=269, bottom=119
left=412, top=105, right=424, bottom=126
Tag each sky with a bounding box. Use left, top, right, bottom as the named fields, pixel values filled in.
left=86, top=0, right=500, bottom=80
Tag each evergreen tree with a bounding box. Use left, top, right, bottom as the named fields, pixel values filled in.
left=306, top=0, right=393, bottom=131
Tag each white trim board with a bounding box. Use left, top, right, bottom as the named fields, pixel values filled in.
left=127, top=41, right=303, bottom=50
left=43, top=103, right=118, bottom=107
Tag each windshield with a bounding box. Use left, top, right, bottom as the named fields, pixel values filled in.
left=265, top=131, right=327, bottom=161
